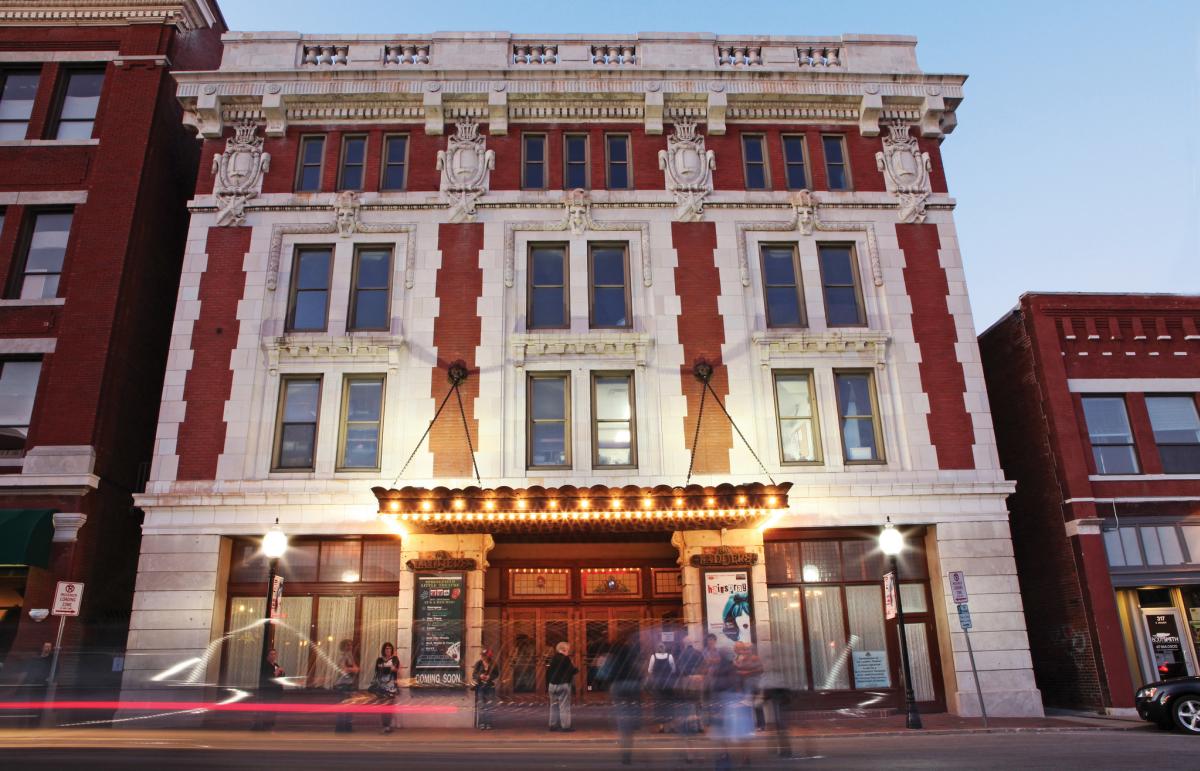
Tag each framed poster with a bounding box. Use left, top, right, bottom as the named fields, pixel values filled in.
left=702, top=569, right=754, bottom=654
left=411, top=572, right=466, bottom=688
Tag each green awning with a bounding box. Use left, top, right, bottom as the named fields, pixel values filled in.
left=0, top=509, right=55, bottom=568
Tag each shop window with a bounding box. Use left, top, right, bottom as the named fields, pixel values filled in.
left=523, top=133, right=547, bottom=190
left=1106, top=525, right=1188, bottom=568
left=742, top=134, right=769, bottom=190
left=0, top=358, right=41, bottom=453
left=591, top=372, right=636, bottom=468
left=10, top=210, right=72, bottom=300
left=337, top=134, right=367, bottom=191
left=381, top=134, right=408, bottom=191
left=286, top=247, right=332, bottom=331
left=348, top=247, right=392, bottom=331
left=0, top=68, right=39, bottom=140
left=50, top=68, right=103, bottom=140
left=589, top=243, right=630, bottom=328
left=564, top=133, right=588, bottom=189
left=1081, top=396, right=1139, bottom=474
left=835, top=370, right=885, bottom=463
left=805, top=585, right=849, bottom=689
left=822, top=134, right=851, bottom=191
left=295, top=135, right=326, bottom=192
left=527, top=372, right=570, bottom=469
left=319, top=540, right=362, bottom=582
left=273, top=376, right=321, bottom=470
left=1146, top=395, right=1200, bottom=474
left=760, top=244, right=806, bottom=328
left=773, top=371, right=820, bottom=464
left=605, top=134, right=631, bottom=190
left=782, top=134, right=809, bottom=190
left=362, top=540, right=401, bottom=582
left=528, top=244, right=568, bottom=329
left=818, top=244, right=866, bottom=327
left=337, top=375, right=384, bottom=470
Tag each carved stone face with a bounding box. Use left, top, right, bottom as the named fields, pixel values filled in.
left=673, top=146, right=701, bottom=181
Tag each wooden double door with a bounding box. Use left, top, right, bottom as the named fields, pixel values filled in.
left=501, top=603, right=680, bottom=701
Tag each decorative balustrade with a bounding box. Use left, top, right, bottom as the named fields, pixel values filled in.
left=512, top=44, right=558, bottom=64
left=384, top=43, right=430, bottom=64
left=717, top=45, right=763, bottom=66
left=301, top=44, right=349, bottom=66
left=797, top=45, right=841, bottom=67
left=591, top=44, right=636, bottom=65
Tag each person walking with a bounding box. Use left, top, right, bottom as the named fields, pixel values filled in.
left=732, top=640, right=766, bottom=732
left=605, top=630, right=643, bottom=766
left=646, top=642, right=676, bottom=732
left=333, top=638, right=359, bottom=733
left=472, top=648, right=499, bottom=729
left=675, top=636, right=704, bottom=734
left=370, top=642, right=400, bottom=734
left=252, top=648, right=285, bottom=731
left=546, top=641, right=578, bottom=732
left=759, top=649, right=792, bottom=758
left=21, top=643, right=53, bottom=729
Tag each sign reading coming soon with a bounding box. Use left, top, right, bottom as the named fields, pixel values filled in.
left=411, top=572, right=466, bottom=688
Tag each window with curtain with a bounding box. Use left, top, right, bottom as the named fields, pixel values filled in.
left=359, top=596, right=400, bottom=688
left=591, top=372, right=635, bottom=467
left=806, top=586, right=849, bottom=690
left=338, top=376, right=384, bottom=470
left=773, top=371, right=820, bottom=464
left=767, top=587, right=808, bottom=689
left=0, top=358, right=41, bottom=453
left=311, top=596, right=357, bottom=688
left=1081, top=396, right=1139, bottom=474
left=0, top=69, right=39, bottom=140
left=1146, top=395, right=1200, bottom=474
left=13, top=210, right=73, bottom=300
left=835, top=371, right=884, bottom=463
left=225, top=598, right=266, bottom=687
left=52, top=68, right=104, bottom=140
left=846, top=586, right=890, bottom=688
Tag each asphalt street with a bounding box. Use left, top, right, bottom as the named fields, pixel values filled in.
left=0, top=729, right=1194, bottom=770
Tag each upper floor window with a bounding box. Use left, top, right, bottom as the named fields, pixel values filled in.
left=528, top=372, right=570, bottom=469
left=0, top=69, right=39, bottom=140
left=822, top=135, right=851, bottom=191
left=528, top=244, right=568, bottom=330
left=381, top=134, right=408, bottom=191
left=286, top=247, right=332, bottom=331
left=782, top=134, right=809, bottom=190
left=592, top=372, right=636, bottom=468
left=295, top=135, right=326, bottom=192
left=0, top=358, right=41, bottom=453
left=773, top=370, right=821, bottom=464
left=348, top=247, right=392, bottom=331
left=1147, top=396, right=1200, bottom=474
left=760, top=244, right=806, bottom=327
left=273, top=376, right=321, bottom=470
left=338, top=375, right=384, bottom=470
left=564, top=133, right=588, bottom=189
left=338, top=134, right=366, bottom=191
left=1081, top=396, right=1139, bottom=475
left=818, top=244, right=865, bottom=326
left=606, top=134, right=631, bottom=190
left=589, top=244, right=630, bottom=329
left=10, top=210, right=72, bottom=299
left=742, top=134, right=769, bottom=190
left=51, top=68, right=104, bottom=140
left=835, top=370, right=884, bottom=463
left=523, top=134, right=547, bottom=190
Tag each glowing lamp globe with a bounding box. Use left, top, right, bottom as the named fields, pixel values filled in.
left=262, top=526, right=288, bottom=559
left=879, top=522, right=904, bottom=556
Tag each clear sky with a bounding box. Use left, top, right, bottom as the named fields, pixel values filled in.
left=217, top=0, right=1199, bottom=329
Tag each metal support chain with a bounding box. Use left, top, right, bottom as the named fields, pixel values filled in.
left=391, top=361, right=481, bottom=487
left=684, top=359, right=777, bottom=487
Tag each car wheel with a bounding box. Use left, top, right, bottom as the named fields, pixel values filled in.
left=1173, top=696, right=1200, bottom=735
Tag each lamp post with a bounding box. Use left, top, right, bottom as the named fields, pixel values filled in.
left=880, top=518, right=922, bottom=730
left=259, top=520, right=288, bottom=678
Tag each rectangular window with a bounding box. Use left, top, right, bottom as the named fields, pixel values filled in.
left=818, top=244, right=866, bottom=326
left=589, top=243, right=630, bottom=328
left=564, top=133, right=589, bottom=189
left=527, top=244, right=568, bottom=329
left=286, top=247, right=332, bottom=331
left=742, top=134, right=769, bottom=190
left=51, top=68, right=103, bottom=140
left=274, top=376, right=321, bottom=470
left=523, top=133, right=547, bottom=190
left=338, top=134, right=366, bottom=191
left=835, top=370, right=884, bottom=463
left=1081, top=396, right=1139, bottom=475
left=605, top=134, right=631, bottom=190
left=295, top=135, right=326, bottom=192
left=348, top=246, right=391, bottom=331
left=381, top=134, right=408, bottom=191
left=0, top=359, right=41, bottom=453
left=773, top=371, right=821, bottom=464
left=528, top=373, right=570, bottom=469
left=1146, top=395, right=1200, bottom=474
left=782, top=134, right=809, bottom=190
left=822, top=135, right=851, bottom=191
left=760, top=244, right=806, bottom=327
left=592, top=372, right=636, bottom=468
left=338, top=375, right=384, bottom=470
left=0, top=69, right=40, bottom=140
left=12, top=210, right=72, bottom=299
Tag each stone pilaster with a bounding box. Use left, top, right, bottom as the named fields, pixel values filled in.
left=671, top=528, right=770, bottom=649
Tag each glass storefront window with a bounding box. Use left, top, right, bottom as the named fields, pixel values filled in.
left=805, top=586, right=849, bottom=690
left=767, top=587, right=808, bottom=690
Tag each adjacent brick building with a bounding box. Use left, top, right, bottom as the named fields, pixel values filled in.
left=0, top=0, right=224, bottom=690
left=981, top=293, right=1200, bottom=713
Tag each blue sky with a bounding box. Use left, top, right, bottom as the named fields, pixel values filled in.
left=218, top=0, right=1199, bottom=328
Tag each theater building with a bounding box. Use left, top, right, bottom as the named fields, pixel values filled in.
left=122, top=30, right=1043, bottom=721
left=0, top=0, right=224, bottom=689
left=981, top=293, right=1200, bottom=713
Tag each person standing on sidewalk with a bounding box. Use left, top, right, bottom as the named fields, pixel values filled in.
left=370, top=642, right=400, bottom=734
left=675, top=636, right=703, bottom=734
left=732, top=641, right=765, bottom=732
left=646, top=642, right=676, bottom=732
left=333, top=638, right=359, bottom=733
left=472, top=648, right=499, bottom=730
left=547, top=641, right=578, bottom=732
left=252, top=648, right=285, bottom=731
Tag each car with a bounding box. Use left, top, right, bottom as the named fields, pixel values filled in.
left=1136, top=676, right=1200, bottom=734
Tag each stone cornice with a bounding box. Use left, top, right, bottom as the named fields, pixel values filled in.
left=0, top=0, right=220, bottom=31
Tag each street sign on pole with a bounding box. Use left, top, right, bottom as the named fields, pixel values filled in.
left=957, top=600, right=989, bottom=728
left=51, top=581, right=84, bottom=616
left=883, top=571, right=897, bottom=620
left=957, top=603, right=972, bottom=630
left=949, top=571, right=969, bottom=605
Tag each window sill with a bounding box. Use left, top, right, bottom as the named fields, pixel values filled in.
left=0, top=139, right=98, bottom=147
left=0, top=298, right=66, bottom=308
left=1089, top=474, right=1200, bottom=482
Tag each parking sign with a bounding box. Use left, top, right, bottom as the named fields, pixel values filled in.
left=949, top=571, right=969, bottom=605
left=52, top=581, right=85, bottom=617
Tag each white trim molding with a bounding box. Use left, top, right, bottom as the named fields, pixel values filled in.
left=1068, top=378, right=1200, bottom=393
left=0, top=337, right=56, bottom=354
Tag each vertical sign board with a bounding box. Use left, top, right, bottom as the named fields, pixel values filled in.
left=269, top=575, right=285, bottom=619
left=702, top=570, right=754, bottom=654
left=949, top=571, right=969, bottom=605
left=957, top=603, right=973, bottom=630
left=51, top=582, right=84, bottom=616
left=883, top=571, right=897, bottom=620
left=411, top=572, right=466, bottom=687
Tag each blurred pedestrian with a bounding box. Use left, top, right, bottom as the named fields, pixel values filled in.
left=759, top=648, right=792, bottom=758
left=251, top=647, right=285, bottom=731
left=547, top=641, right=578, bottom=732
left=700, top=633, right=721, bottom=729
left=709, top=645, right=753, bottom=768
left=605, top=630, right=643, bottom=766
left=472, top=648, right=499, bottom=729
left=370, top=642, right=400, bottom=734
left=675, top=636, right=704, bottom=734
left=333, top=638, right=359, bottom=733
left=646, top=642, right=676, bottom=732
left=20, top=643, right=53, bottom=728
left=732, top=640, right=765, bottom=732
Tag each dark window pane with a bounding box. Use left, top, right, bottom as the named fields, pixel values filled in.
left=524, top=165, right=544, bottom=189
left=318, top=541, right=362, bottom=582
left=341, top=166, right=363, bottom=190
left=530, top=287, right=564, bottom=327
left=819, top=247, right=855, bottom=285
left=279, top=542, right=319, bottom=581
left=592, top=248, right=624, bottom=285
left=783, top=136, right=806, bottom=162
left=566, top=135, right=586, bottom=162
left=279, top=424, right=316, bottom=467
left=786, top=163, right=807, bottom=190
left=592, top=287, right=627, bottom=327
left=743, top=137, right=765, bottom=163
left=762, top=248, right=797, bottom=285
left=303, top=138, right=325, bottom=164
left=532, top=249, right=564, bottom=284
left=531, top=378, right=565, bottom=419
left=525, top=136, right=544, bottom=162
left=1161, top=446, right=1200, bottom=474
left=342, top=425, right=380, bottom=468
left=822, top=136, right=845, bottom=164
left=353, top=290, right=388, bottom=329
left=299, top=165, right=321, bottom=191
left=745, top=164, right=767, bottom=190
left=283, top=381, right=320, bottom=421
left=837, top=375, right=872, bottom=417
left=841, top=540, right=885, bottom=582
left=842, top=418, right=878, bottom=461
left=291, top=293, right=328, bottom=330
left=764, top=542, right=802, bottom=583
left=347, top=380, right=382, bottom=421
left=531, top=423, right=566, bottom=466
left=608, top=165, right=628, bottom=189
left=1093, top=445, right=1139, bottom=475
left=566, top=164, right=587, bottom=189
left=362, top=541, right=401, bottom=582
left=607, top=136, right=628, bottom=162
left=827, top=166, right=847, bottom=191
left=382, top=136, right=407, bottom=189
left=344, top=137, right=365, bottom=164
left=825, top=287, right=862, bottom=325
left=229, top=541, right=268, bottom=582
left=1147, top=397, right=1200, bottom=444
left=296, top=251, right=330, bottom=289
left=766, top=287, right=802, bottom=326
left=356, top=250, right=390, bottom=288
left=0, top=72, right=39, bottom=120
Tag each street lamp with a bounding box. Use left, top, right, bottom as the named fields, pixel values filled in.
left=879, top=517, right=922, bottom=730
left=259, top=519, right=288, bottom=677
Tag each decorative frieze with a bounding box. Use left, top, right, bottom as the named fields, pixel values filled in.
left=264, top=334, right=405, bottom=376
left=751, top=330, right=891, bottom=369
left=510, top=332, right=652, bottom=369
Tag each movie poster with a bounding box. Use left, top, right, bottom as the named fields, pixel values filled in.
left=411, top=573, right=465, bottom=687
left=703, top=570, right=754, bottom=653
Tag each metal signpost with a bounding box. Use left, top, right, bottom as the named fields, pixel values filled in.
left=49, top=581, right=84, bottom=684
left=949, top=571, right=988, bottom=728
